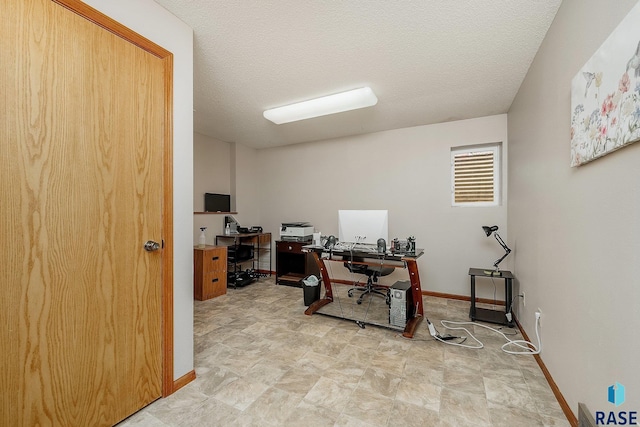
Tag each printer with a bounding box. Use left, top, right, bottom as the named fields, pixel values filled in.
left=280, top=222, right=314, bottom=242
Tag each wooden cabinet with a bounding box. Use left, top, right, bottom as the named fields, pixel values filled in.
left=276, top=240, right=319, bottom=287
left=194, top=246, right=227, bottom=300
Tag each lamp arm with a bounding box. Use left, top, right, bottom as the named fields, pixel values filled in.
left=493, top=233, right=511, bottom=254
left=492, top=252, right=510, bottom=270
left=492, top=233, right=511, bottom=270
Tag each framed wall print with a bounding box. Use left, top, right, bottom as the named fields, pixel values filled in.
left=570, top=1, right=640, bottom=167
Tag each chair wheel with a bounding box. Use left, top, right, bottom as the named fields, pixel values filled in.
left=348, top=290, right=353, bottom=297
left=357, top=300, right=362, bottom=305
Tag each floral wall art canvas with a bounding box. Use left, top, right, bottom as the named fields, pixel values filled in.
left=570, top=1, right=640, bottom=167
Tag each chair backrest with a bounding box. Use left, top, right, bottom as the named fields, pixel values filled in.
left=367, top=265, right=394, bottom=277
left=343, top=257, right=368, bottom=274
left=343, top=256, right=393, bottom=278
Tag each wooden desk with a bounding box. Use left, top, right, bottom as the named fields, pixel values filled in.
left=302, top=246, right=425, bottom=338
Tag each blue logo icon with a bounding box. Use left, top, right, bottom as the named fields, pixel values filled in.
left=608, top=382, right=626, bottom=407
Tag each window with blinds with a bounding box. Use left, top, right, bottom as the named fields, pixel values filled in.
left=451, top=144, right=500, bottom=206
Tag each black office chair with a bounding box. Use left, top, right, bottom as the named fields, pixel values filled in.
left=344, top=258, right=394, bottom=304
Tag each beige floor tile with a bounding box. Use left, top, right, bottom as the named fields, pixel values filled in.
left=344, top=388, right=394, bottom=427
left=176, top=396, right=244, bottom=426
left=439, top=387, right=491, bottom=426
left=350, top=334, right=383, bottom=350
left=285, top=399, right=341, bottom=427
left=389, top=400, right=441, bottom=427
left=488, top=406, right=544, bottom=427
left=193, top=365, right=241, bottom=396
left=117, top=411, right=169, bottom=427
left=334, top=413, right=379, bottom=427
left=295, top=350, right=339, bottom=374
left=369, top=351, right=407, bottom=376
left=337, top=343, right=377, bottom=365
left=128, top=278, right=571, bottom=427
left=395, top=376, right=442, bottom=411
left=484, top=377, right=538, bottom=413
left=243, top=358, right=290, bottom=386
left=273, top=367, right=322, bottom=395
left=403, top=363, right=444, bottom=387
left=143, top=387, right=210, bottom=425
left=212, top=377, right=269, bottom=411
left=321, top=359, right=366, bottom=389
left=244, top=386, right=304, bottom=426
left=539, top=413, right=573, bottom=426
left=303, top=376, right=356, bottom=412
left=442, top=367, right=486, bottom=395
left=357, top=367, right=402, bottom=398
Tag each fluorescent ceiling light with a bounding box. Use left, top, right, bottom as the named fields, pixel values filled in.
left=263, top=87, right=378, bottom=124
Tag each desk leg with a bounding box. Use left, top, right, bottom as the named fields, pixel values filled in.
left=469, top=275, right=476, bottom=321
left=305, top=251, right=333, bottom=315
left=403, top=259, right=424, bottom=338
left=505, top=278, right=514, bottom=327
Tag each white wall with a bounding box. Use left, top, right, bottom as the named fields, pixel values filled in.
left=233, top=142, right=261, bottom=227
left=192, top=136, right=260, bottom=246
left=257, top=115, right=509, bottom=298
left=193, top=134, right=232, bottom=244
left=85, top=0, right=194, bottom=380
left=508, top=0, right=640, bottom=416
left=194, top=132, right=231, bottom=212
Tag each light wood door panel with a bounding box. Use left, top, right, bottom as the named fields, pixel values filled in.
left=1, top=1, right=165, bottom=425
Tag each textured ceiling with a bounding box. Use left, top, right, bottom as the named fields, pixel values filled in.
left=153, top=0, right=562, bottom=149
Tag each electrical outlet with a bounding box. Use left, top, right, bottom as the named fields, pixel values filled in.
left=536, top=308, right=542, bottom=324
left=522, top=291, right=525, bottom=307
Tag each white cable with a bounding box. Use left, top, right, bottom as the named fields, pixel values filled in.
left=427, top=313, right=542, bottom=355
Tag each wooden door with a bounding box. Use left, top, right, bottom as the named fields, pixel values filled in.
left=0, top=1, right=170, bottom=425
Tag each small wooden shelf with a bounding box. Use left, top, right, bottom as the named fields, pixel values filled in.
left=279, top=273, right=305, bottom=282
left=275, top=240, right=319, bottom=287
left=194, top=211, right=238, bottom=215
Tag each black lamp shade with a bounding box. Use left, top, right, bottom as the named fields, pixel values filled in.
left=482, top=225, right=499, bottom=237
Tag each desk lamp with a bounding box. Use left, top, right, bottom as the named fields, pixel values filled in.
left=482, top=225, right=511, bottom=276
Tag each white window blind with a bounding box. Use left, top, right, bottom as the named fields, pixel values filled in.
left=451, top=144, right=500, bottom=206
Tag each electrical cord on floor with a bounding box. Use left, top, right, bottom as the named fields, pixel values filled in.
left=426, top=318, right=479, bottom=348
left=425, top=312, right=542, bottom=355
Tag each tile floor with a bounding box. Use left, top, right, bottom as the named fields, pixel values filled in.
left=118, top=278, right=571, bottom=427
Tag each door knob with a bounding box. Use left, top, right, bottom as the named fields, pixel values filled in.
left=144, top=240, right=161, bottom=252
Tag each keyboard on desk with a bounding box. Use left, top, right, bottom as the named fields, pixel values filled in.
left=332, top=242, right=378, bottom=253
left=352, top=243, right=378, bottom=252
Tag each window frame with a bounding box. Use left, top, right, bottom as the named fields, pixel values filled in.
left=451, top=143, right=501, bottom=207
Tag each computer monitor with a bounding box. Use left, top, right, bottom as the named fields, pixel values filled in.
left=205, top=193, right=231, bottom=212
left=338, top=210, right=389, bottom=245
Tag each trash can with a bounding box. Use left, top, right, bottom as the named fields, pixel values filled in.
left=302, top=275, right=321, bottom=306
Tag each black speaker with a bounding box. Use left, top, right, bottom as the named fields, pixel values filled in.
left=325, top=235, right=336, bottom=249
left=377, top=238, right=386, bottom=254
